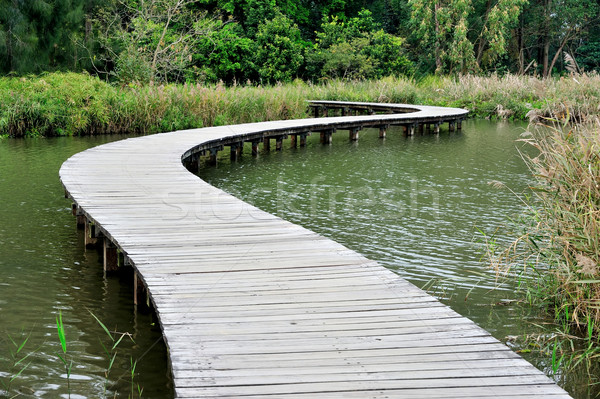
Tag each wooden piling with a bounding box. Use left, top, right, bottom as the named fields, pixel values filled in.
left=290, top=135, right=297, bottom=148
left=434, top=122, right=441, bottom=134
left=72, top=204, right=86, bottom=228
left=103, top=239, right=118, bottom=272
left=251, top=140, right=260, bottom=156
left=275, top=137, right=283, bottom=151
left=419, top=123, right=424, bottom=135
left=379, top=125, right=387, bottom=138
left=320, top=130, right=333, bottom=145
left=84, top=218, right=98, bottom=248
left=299, top=133, right=308, bottom=147
left=348, top=127, right=360, bottom=141
left=229, top=143, right=239, bottom=161
left=449, top=121, right=455, bottom=132
left=457, top=119, right=463, bottom=130
left=263, top=137, right=271, bottom=151
left=208, top=147, right=219, bottom=165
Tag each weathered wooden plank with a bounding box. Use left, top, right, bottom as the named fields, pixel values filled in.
left=59, top=102, right=571, bottom=398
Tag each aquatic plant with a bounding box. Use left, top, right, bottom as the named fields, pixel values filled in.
left=492, top=117, right=600, bottom=335
left=0, top=330, right=35, bottom=397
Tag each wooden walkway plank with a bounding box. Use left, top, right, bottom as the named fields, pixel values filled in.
left=59, top=102, right=571, bottom=398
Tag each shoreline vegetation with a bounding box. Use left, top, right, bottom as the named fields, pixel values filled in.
left=2, top=71, right=600, bottom=138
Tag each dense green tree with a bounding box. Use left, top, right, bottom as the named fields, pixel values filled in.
left=254, top=13, right=305, bottom=83
left=192, top=22, right=256, bottom=82
left=0, top=0, right=85, bottom=74
left=309, top=10, right=413, bottom=80
left=518, top=0, right=599, bottom=77
left=90, top=0, right=216, bottom=84
left=408, top=0, right=526, bottom=74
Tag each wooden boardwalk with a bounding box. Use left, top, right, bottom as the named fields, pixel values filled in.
left=60, top=102, right=571, bottom=398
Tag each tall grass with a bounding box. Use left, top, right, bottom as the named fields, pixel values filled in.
left=3, top=72, right=600, bottom=137
left=493, top=118, right=600, bottom=336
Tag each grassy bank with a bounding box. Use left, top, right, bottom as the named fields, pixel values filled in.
left=2, top=72, right=600, bottom=137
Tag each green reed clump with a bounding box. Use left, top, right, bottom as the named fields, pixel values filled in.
left=3, top=72, right=600, bottom=137
left=494, top=118, right=600, bottom=336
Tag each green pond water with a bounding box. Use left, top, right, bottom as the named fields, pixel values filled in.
left=0, top=120, right=594, bottom=398
left=0, top=136, right=171, bottom=398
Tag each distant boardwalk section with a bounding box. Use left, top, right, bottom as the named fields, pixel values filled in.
left=60, top=102, right=571, bottom=398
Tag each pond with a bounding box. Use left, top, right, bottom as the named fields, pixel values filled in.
left=0, top=136, right=171, bottom=398
left=0, top=120, right=593, bottom=398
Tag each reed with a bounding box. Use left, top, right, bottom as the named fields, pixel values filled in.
left=3, top=72, right=600, bottom=137
left=0, top=330, right=35, bottom=397
left=492, top=118, right=600, bottom=336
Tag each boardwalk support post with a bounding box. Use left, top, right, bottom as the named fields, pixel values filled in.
left=275, top=136, right=285, bottom=151
left=379, top=125, right=388, bottom=138
left=72, top=204, right=86, bottom=228
left=230, top=143, right=239, bottom=161
left=263, top=137, right=271, bottom=151
left=251, top=140, right=260, bottom=156
left=319, top=129, right=334, bottom=145
left=407, top=124, right=416, bottom=136
left=419, top=123, right=424, bottom=135
left=84, top=218, right=98, bottom=248
left=290, top=134, right=297, bottom=148
left=208, top=147, right=219, bottom=165
left=434, top=122, right=441, bottom=134
left=103, top=239, right=118, bottom=272
left=449, top=121, right=455, bottom=132
left=300, top=133, right=308, bottom=147
left=457, top=119, right=463, bottom=130
left=348, top=127, right=361, bottom=141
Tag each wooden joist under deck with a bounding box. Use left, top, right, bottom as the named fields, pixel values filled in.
left=59, top=102, right=571, bottom=398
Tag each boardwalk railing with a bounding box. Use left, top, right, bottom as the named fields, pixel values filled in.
left=60, top=102, right=571, bottom=398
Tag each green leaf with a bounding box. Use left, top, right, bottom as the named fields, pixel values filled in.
left=89, top=310, right=114, bottom=342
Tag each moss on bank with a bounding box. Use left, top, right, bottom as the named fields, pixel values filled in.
left=2, top=72, right=600, bottom=137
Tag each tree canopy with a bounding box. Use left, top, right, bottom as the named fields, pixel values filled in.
left=1, top=0, right=598, bottom=82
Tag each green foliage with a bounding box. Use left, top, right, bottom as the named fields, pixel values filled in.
left=309, top=10, right=414, bottom=80
left=55, top=310, right=72, bottom=397
left=0, top=0, right=598, bottom=79
left=192, top=22, right=256, bottom=83
left=0, top=0, right=86, bottom=74
left=4, top=72, right=600, bottom=138
left=255, top=13, right=304, bottom=83
left=0, top=330, right=35, bottom=396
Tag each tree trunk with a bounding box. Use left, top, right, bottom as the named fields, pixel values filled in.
left=517, top=16, right=524, bottom=74
left=434, top=1, right=442, bottom=73
left=542, top=37, right=550, bottom=77
left=541, top=0, right=551, bottom=78
left=548, top=33, right=572, bottom=76
left=7, top=27, right=13, bottom=72
left=476, top=0, right=494, bottom=67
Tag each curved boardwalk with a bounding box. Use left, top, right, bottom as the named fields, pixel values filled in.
left=60, top=102, right=571, bottom=398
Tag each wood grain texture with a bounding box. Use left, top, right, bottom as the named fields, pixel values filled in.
left=60, top=102, right=571, bottom=398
